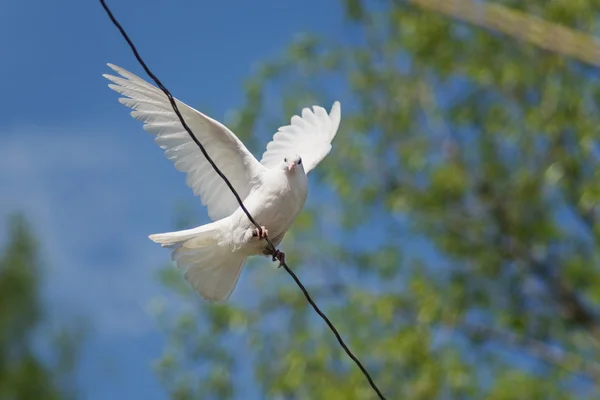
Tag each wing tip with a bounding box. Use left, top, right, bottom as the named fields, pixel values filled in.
left=329, top=100, right=342, bottom=139
left=104, top=63, right=125, bottom=84
left=106, top=63, right=120, bottom=73
left=102, top=73, right=116, bottom=85
left=331, top=101, right=341, bottom=115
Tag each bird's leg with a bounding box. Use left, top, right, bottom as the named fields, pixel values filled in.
left=252, top=226, right=269, bottom=240
left=272, top=249, right=286, bottom=267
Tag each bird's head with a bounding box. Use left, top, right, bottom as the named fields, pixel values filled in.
left=282, top=154, right=303, bottom=173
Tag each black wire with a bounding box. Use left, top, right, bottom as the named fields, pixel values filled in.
left=98, top=1, right=387, bottom=399
left=279, top=263, right=387, bottom=399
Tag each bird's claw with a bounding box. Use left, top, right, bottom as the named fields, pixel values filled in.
left=272, top=249, right=285, bottom=267
left=252, top=226, right=269, bottom=240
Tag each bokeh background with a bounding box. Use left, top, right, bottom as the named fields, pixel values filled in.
left=2, top=0, right=600, bottom=398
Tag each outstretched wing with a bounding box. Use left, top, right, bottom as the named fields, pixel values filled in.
left=104, top=64, right=265, bottom=221
left=261, top=101, right=341, bottom=173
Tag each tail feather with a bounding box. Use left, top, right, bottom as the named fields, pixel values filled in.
left=148, top=222, right=217, bottom=248
left=174, top=246, right=246, bottom=302
left=149, top=221, right=246, bottom=302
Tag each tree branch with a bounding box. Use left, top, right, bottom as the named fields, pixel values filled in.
left=407, top=0, right=600, bottom=68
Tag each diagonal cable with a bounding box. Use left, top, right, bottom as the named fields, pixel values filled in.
left=98, top=1, right=387, bottom=399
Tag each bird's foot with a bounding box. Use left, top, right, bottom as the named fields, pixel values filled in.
left=272, top=249, right=285, bottom=267
left=252, top=226, right=269, bottom=240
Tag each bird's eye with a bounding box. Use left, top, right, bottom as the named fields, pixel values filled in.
left=298, top=159, right=302, bottom=165
left=284, top=157, right=287, bottom=162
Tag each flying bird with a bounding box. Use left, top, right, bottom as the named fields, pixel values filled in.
left=103, top=64, right=341, bottom=302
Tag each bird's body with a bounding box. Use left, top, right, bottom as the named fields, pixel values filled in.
left=229, top=164, right=309, bottom=253
left=104, top=63, right=339, bottom=302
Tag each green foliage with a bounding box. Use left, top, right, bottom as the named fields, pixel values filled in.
left=0, top=215, right=82, bottom=400
left=156, top=1, right=600, bottom=398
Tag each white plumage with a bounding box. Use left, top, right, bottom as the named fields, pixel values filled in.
left=104, top=63, right=341, bottom=302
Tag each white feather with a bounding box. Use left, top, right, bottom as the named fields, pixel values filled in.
left=175, top=245, right=246, bottom=302
left=261, top=101, right=341, bottom=174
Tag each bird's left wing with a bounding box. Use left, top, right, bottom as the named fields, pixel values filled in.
left=260, top=101, right=341, bottom=174
left=104, top=64, right=265, bottom=221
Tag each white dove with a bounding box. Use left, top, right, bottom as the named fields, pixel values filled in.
left=103, top=64, right=341, bottom=302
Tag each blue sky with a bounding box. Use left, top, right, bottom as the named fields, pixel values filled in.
left=0, top=0, right=350, bottom=398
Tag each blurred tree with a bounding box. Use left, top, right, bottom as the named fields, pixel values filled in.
left=0, top=214, right=82, bottom=400
left=154, top=0, right=600, bottom=398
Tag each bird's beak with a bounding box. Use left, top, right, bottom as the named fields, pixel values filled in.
left=288, top=163, right=295, bottom=171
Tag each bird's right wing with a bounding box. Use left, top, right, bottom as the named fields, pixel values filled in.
left=104, top=64, right=265, bottom=221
